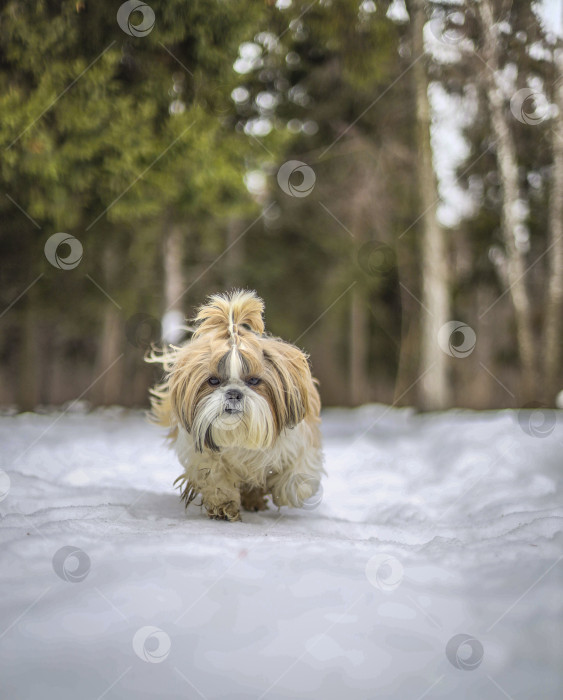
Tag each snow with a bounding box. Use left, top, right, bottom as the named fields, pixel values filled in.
left=1, top=406, right=562, bottom=699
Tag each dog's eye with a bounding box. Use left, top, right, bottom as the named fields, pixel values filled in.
left=247, top=377, right=261, bottom=386
left=208, top=377, right=220, bottom=386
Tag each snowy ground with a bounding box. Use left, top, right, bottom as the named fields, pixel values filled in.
left=0, top=405, right=562, bottom=700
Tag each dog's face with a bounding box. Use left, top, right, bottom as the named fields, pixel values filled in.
left=168, top=330, right=313, bottom=452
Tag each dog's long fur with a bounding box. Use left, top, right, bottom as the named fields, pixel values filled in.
left=147, top=290, right=323, bottom=521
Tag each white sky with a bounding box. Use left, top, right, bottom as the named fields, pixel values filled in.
left=534, top=0, right=562, bottom=36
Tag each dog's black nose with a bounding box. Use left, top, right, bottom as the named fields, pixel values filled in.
left=225, top=389, right=243, bottom=401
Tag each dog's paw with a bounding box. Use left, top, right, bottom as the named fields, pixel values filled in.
left=241, top=487, right=269, bottom=512
left=205, top=502, right=241, bottom=522
left=272, top=474, right=321, bottom=508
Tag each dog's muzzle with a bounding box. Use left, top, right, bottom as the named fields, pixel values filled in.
left=224, top=388, right=243, bottom=414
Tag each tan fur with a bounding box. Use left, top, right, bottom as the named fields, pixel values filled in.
left=147, top=289, right=324, bottom=521
left=193, top=289, right=265, bottom=339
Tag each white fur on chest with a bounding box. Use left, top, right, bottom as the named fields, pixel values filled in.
left=174, top=420, right=322, bottom=490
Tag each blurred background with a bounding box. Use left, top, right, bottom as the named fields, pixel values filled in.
left=0, top=0, right=561, bottom=412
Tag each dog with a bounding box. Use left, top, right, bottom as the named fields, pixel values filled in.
left=148, top=290, right=324, bottom=521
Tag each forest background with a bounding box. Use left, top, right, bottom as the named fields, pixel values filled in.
left=1, top=0, right=561, bottom=412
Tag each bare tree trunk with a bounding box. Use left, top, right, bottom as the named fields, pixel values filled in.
left=164, top=225, right=184, bottom=310
left=18, top=296, right=39, bottom=411
left=474, top=286, right=499, bottom=407
left=93, top=246, right=123, bottom=405
left=394, top=237, right=418, bottom=404
left=543, top=49, right=563, bottom=401
left=476, top=0, right=537, bottom=400
left=347, top=161, right=372, bottom=407
left=349, top=288, right=369, bottom=405
left=394, top=298, right=418, bottom=404
left=162, top=224, right=185, bottom=344
left=408, top=0, right=451, bottom=410
left=94, top=307, right=122, bottom=405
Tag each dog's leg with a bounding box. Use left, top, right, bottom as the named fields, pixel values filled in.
left=199, top=478, right=242, bottom=522
left=241, top=486, right=269, bottom=512
left=175, top=433, right=242, bottom=521
left=268, top=447, right=324, bottom=508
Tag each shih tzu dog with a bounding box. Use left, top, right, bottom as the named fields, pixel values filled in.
left=148, top=290, right=324, bottom=521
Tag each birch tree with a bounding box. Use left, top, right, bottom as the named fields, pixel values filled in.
left=474, top=0, right=538, bottom=399
left=407, top=0, right=452, bottom=409
left=543, top=26, right=563, bottom=399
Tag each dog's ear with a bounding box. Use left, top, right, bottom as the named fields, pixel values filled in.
left=148, top=339, right=212, bottom=435
left=170, top=341, right=215, bottom=434
left=262, top=339, right=319, bottom=430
